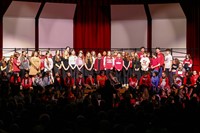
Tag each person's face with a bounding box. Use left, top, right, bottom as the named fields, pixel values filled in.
left=79, top=74, right=83, bottom=78
left=162, top=73, right=166, bottom=77
left=156, top=49, right=160, bottom=53
left=91, top=51, right=95, bottom=56
left=66, top=47, right=70, bottom=52
left=87, top=52, right=91, bottom=57
left=103, top=51, right=106, bottom=56
left=166, top=51, right=170, bottom=55
left=23, top=52, right=26, bottom=56
left=34, top=52, right=38, bottom=57
left=141, top=48, right=145, bottom=52
left=193, top=71, right=197, bottom=75
left=153, top=73, right=156, bottom=76
left=79, top=52, right=83, bottom=57
left=67, top=72, right=71, bottom=77
left=107, top=51, right=111, bottom=56
left=179, top=64, right=183, bottom=68
left=97, top=53, right=102, bottom=58
left=117, top=53, right=121, bottom=58
left=71, top=50, right=75, bottom=55
left=25, top=73, right=29, bottom=78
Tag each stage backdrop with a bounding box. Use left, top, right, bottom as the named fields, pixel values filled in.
left=39, top=3, right=76, bottom=53
left=149, top=3, right=186, bottom=61
left=111, top=5, right=147, bottom=50
left=3, top=1, right=40, bottom=57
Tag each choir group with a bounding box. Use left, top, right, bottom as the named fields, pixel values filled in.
left=0, top=46, right=200, bottom=103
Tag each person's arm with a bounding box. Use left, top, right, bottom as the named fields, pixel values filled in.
left=68, top=56, right=73, bottom=69
left=126, top=60, right=130, bottom=70
left=103, top=57, right=106, bottom=70
left=123, top=60, right=127, bottom=69
left=1, top=65, right=7, bottom=71
left=61, top=61, right=66, bottom=71
left=112, top=57, right=115, bottom=68
left=189, top=59, right=193, bottom=68
left=79, top=59, right=85, bottom=70
left=89, top=60, right=94, bottom=71
left=84, top=61, right=89, bottom=70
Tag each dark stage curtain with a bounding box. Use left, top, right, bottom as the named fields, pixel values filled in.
left=73, top=0, right=111, bottom=53
left=181, top=1, right=200, bottom=71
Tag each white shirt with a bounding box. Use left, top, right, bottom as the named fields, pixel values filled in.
left=165, top=54, right=172, bottom=69
left=69, top=55, right=77, bottom=65
left=140, top=57, right=150, bottom=71
left=44, top=58, right=53, bottom=72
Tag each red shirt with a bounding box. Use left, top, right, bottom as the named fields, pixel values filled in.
left=191, top=74, right=199, bottom=85
left=97, top=75, right=107, bottom=87
left=10, top=76, right=21, bottom=85
left=139, top=74, right=151, bottom=87
left=21, top=78, right=32, bottom=89
left=183, top=76, right=193, bottom=86
left=128, top=77, right=138, bottom=88
left=104, top=56, right=114, bottom=70
left=183, top=59, right=193, bottom=68
left=94, top=58, right=104, bottom=71
left=40, top=55, right=46, bottom=70
left=176, top=69, right=185, bottom=78
left=86, top=77, right=95, bottom=85
left=157, top=53, right=165, bottom=66
left=114, top=57, right=123, bottom=71
left=137, top=52, right=144, bottom=59
left=151, top=57, right=160, bottom=71
left=13, top=58, right=20, bottom=72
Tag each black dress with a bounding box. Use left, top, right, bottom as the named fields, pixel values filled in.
left=61, top=57, right=69, bottom=79
left=84, top=59, right=93, bottom=77
left=133, top=59, right=141, bottom=81
left=53, top=56, right=61, bottom=75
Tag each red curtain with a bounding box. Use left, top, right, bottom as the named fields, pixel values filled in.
left=181, top=1, right=200, bottom=71
left=73, top=0, right=111, bottom=53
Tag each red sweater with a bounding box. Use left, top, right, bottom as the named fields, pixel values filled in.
left=183, top=76, right=194, bottom=86
left=129, top=77, right=138, bottom=88
left=157, top=53, right=165, bottom=66
left=183, top=59, right=193, bottom=68
left=137, top=52, right=144, bottom=59
left=114, top=57, right=123, bottom=71
left=21, top=78, right=32, bottom=89
left=94, top=58, right=104, bottom=71
left=191, top=74, right=199, bottom=85
left=150, top=57, right=160, bottom=71
left=139, top=74, right=151, bottom=87
left=159, top=77, right=170, bottom=88
left=104, top=56, right=114, bottom=70
left=13, top=58, right=20, bottom=72
left=86, top=77, right=95, bottom=85
left=10, top=76, right=21, bottom=85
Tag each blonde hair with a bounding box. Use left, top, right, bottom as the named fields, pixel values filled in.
left=85, top=52, right=93, bottom=64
